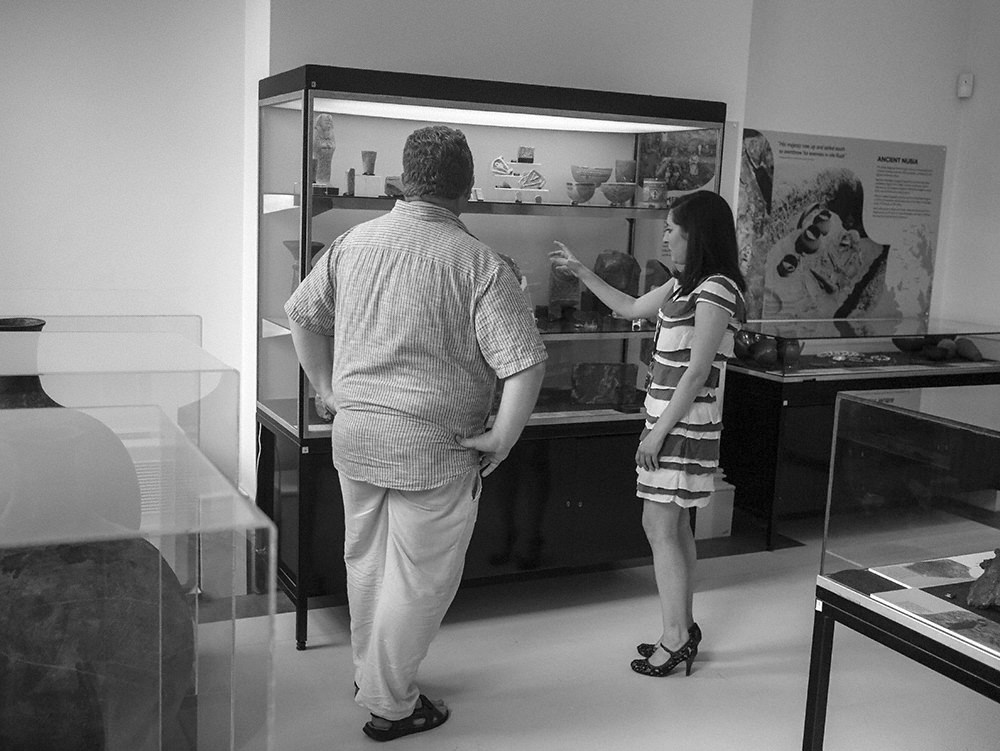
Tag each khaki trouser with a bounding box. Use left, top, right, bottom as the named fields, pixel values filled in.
left=341, top=468, right=481, bottom=720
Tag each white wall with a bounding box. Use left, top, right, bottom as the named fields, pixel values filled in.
left=745, top=0, right=984, bottom=321
left=1, top=1, right=247, bottom=363
left=1, top=0, right=251, bottom=484
left=938, top=0, right=1000, bottom=324
left=269, top=0, right=753, bottom=110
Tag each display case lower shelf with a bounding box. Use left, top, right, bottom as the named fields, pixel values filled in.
left=260, top=315, right=653, bottom=342
left=818, top=574, right=1000, bottom=668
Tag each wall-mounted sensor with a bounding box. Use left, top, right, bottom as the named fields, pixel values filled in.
left=957, top=72, right=975, bottom=99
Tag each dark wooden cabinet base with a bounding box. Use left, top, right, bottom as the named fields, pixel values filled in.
left=255, top=414, right=650, bottom=648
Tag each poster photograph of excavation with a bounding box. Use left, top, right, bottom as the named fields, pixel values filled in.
left=737, top=129, right=945, bottom=323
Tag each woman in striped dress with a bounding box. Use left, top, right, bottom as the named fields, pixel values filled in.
left=550, top=190, right=746, bottom=677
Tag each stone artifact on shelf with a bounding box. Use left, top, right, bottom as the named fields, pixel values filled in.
left=497, top=252, right=524, bottom=285
left=548, top=262, right=581, bottom=321
left=967, top=548, right=1000, bottom=610
left=583, top=250, right=640, bottom=316
left=644, top=258, right=672, bottom=293
left=571, top=362, right=640, bottom=409
left=361, top=150, right=377, bottom=175
left=384, top=175, right=405, bottom=197
left=311, top=113, right=336, bottom=185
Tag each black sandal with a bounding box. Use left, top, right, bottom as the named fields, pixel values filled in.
left=362, top=694, right=449, bottom=742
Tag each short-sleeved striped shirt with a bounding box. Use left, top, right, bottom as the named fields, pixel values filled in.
left=636, top=274, right=745, bottom=507
left=284, top=200, right=547, bottom=491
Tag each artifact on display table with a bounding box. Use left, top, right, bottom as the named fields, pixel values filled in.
left=967, top=549, right=1000, bottom=609
left=870, top=551, right=994, bottom=589
left=872, top=587, right=1000, bottom=652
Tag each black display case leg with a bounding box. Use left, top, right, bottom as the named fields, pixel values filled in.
left=802, top=602, right=836, bottom=751
left=296, top=596, right=308, bottom=650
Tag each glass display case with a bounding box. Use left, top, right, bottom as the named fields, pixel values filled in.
left=257, top=64, right=726, bottom=442
left=0, top=318, right=238, bottom=484
left=821, top=385, right=1000, bottom=648
left=803, top=386, right=1000, bottom=749
left=0, top=405, right=275, bottom=751
left=718, top=318, right=1000, bottom=547
left=256, top=64, right=728, bottom=648
left=731, top=316, right=1000, bottom=378
left=0, top=289, right=203, bottom=342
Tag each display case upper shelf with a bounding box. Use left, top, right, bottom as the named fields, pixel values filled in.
left=261, top=316, right=654, bottom=341
left=262, top=193, right=672, bottom=219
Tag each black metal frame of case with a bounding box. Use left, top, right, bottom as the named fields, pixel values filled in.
left=259, top=65, right=727, bottom=125
left=803, top=585, right=1000, bottom=751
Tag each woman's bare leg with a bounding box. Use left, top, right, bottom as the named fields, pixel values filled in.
left=641, top=500, right=696, bottom=665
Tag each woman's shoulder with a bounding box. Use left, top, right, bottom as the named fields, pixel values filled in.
left=696, top=273, right=740, bottom=291
left=693, top=274, right=745, bottom=315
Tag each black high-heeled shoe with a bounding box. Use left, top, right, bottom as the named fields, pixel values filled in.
left=630, top=634, right=698, bottom=678
left=637, top=622, right=701, bottom=659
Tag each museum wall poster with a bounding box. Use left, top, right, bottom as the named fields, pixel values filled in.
left=737, top=129, right=945, bottom=323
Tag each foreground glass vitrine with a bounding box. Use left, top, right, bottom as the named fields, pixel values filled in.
left=0, top=405, right=275, bottom=751
left=821, top=385, right=1000, bottom=659
left=804, top=385, right=1000, bottom=749
left=0, top=289, right=203, bottom=341
left=0, top=318, right=238, bottom=484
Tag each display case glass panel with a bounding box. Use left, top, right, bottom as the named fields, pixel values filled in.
left=730, top=316, right=1000, bottom=379
left=0, top=405, right=275, bottom=751
left=0, top=323, right=238, bottom=484
left=1, top=290, right=203, bottom=342
left=820, top=385, right=1000, bottom=667
left=257, top=66, right=726, bottom=440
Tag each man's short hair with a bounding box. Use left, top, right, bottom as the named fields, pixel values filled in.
left=402, top=125, right=474, bottom=200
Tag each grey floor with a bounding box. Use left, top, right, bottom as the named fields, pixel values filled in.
left=244, top=519, right=1000, bottom=750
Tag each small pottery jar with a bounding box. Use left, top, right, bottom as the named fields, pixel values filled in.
left=640, top=179, right=668, bottom=208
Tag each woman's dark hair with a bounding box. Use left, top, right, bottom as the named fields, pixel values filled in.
left=669, top=190, right=747, bottom=296
left=402, top=125, right=474, bottom=200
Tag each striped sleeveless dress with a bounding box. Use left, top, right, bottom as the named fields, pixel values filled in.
left=636, top=274, right=745, bottom=507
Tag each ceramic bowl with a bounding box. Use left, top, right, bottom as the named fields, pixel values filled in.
left=565, top=182, right=596, bottom=204
left=600, top=181, right=636, bottom=206
left=570, top=165, right=612, bottom=186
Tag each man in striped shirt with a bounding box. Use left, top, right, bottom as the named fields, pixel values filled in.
left=285, top=125, right=546, bottom=742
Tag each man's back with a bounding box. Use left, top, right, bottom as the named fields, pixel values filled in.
left=287, top=199, right=544, bottom=490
